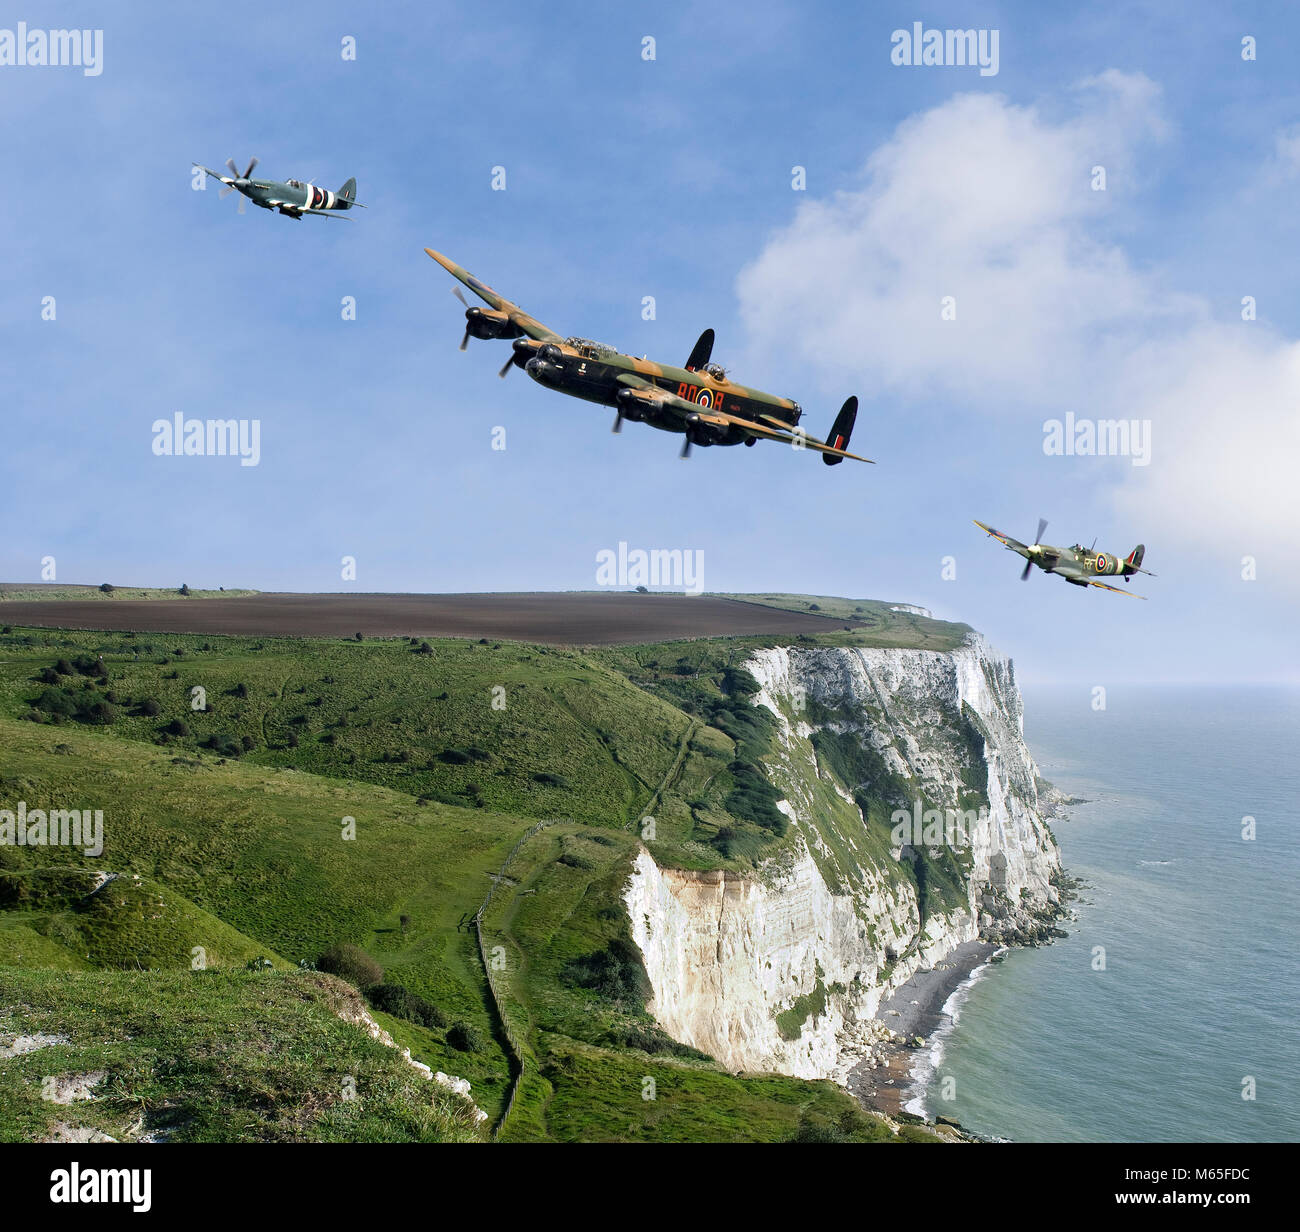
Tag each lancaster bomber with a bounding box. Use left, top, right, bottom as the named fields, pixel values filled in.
left=425, top=248, right=869, bottom=463
left=194, top=158, right=363, bottom=220
left=975, top=519, right=1154, bottom=597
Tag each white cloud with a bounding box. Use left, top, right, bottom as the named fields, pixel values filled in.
left=736, top=72, right=1299, bottom=570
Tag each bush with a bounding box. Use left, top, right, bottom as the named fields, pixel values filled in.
left=141, top=698, right=161, bottom=717
left=367, top=983, right=447, bottom=1029
left=84, top=700, right=117, bottom=725
left=33, top=688, right=82, bottom=719
left=446, top=1021, right=486, bottom=1053
left=561, top=938, right=650, bottom=1006
left=724, top=761, right=787, bottom=835
left=166, top=717, right=190, bottom=737
left=317, top=943, right=383, bottom=990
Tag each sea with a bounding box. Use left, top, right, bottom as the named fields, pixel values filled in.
left=908, top=685, right=1300, bottom=1143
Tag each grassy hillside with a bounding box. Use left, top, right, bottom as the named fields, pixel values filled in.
left=719, top=594, right=970, bottom=651
left=0, top=611, right=967, bottom=1143
left=0, top=969, right=483, bottom=1142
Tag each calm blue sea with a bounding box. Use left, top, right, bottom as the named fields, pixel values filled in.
left=917, top=685, right=1300, bottom=1143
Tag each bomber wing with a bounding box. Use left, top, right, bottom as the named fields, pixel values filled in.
left=424, top=248, right=562, bottom=342
left=617, top=375, right=873, bottom=463
left=973, top=520, right=1031, bottom=558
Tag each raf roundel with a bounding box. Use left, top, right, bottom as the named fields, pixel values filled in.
left=1095, top=554, right=1107, bottom=573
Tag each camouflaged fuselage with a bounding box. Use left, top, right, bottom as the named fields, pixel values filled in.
left=514, top=337, right=802, bottom=445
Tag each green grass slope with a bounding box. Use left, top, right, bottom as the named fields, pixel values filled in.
left=0, top=969, right=483, bottom=1142
left=0, top=607, right=967, bottom=1143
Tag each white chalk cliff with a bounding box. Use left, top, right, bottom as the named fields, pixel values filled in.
left=624, top=635, right=1061, bottom=1079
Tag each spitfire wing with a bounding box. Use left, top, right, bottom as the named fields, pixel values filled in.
left=193, top=163, right=236, bottom=187
left=617, top=376, right=873, bottom=463
left=973, top=520, right=1030, bottom=557
left=424, top=248, right=562, bottom=342
left=1086, top=579, right=1146, bottom=599
left=299, top=208, right=352, bottom=220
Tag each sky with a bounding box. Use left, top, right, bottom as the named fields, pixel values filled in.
left=2, top=0, right=1298, bottom=685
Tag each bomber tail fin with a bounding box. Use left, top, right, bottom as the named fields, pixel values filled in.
left=821, top=396, right=858, bottom=466
left=685, top=328, right=714, bottom=372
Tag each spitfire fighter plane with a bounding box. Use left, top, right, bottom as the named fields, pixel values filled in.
left=425, top=248, right=869, bottom=463
left=194, top=158, right=363, bottom=220
left=975, top=519, right=1154, bottom=597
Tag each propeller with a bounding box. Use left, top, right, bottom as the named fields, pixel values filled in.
left=1021, top=518, right=1048, bottom=581
left=497, top=353, right=514, bottom=379
left=450, top=286, right=471, bottom=350
left=220, top=157, right=257, bottom=214
left=680, top=436, right=692, bottom=460
left=612, top=411, right=623, bottom=434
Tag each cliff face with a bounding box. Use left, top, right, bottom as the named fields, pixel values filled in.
left=624, top=635, right=1061, bottom=1079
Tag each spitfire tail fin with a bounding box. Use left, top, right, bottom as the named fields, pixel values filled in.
left=822, top=396, right=858, bottom=466
left=1125, top=544, right=1145, bottom=573
left=338, top=177, right=357, bottom=208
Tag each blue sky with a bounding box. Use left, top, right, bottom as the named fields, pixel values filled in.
left=2, top=1, right=1297, bottom=684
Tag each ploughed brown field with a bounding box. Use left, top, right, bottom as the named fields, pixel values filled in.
left=0, top=591, right=857, bottom=645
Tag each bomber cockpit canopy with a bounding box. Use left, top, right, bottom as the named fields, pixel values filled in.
left=566, top=336, right=618, bottom=359
left=701, top=362, right=728, bottom=381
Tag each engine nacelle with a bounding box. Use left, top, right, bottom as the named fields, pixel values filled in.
left=465, top=306, right=523, bottom=341
left=684, top=414, right=724, bottom=447
left=615, top=387, right=647, bottom=423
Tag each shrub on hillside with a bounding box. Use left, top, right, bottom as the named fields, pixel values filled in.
left=560, top=937, right=650, bottom=1006
left=317, top=943, right=383, bottom=990
left=367, top=983, right=447, bottom=1029
left=446, top=1021, right=485, bottom=1053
